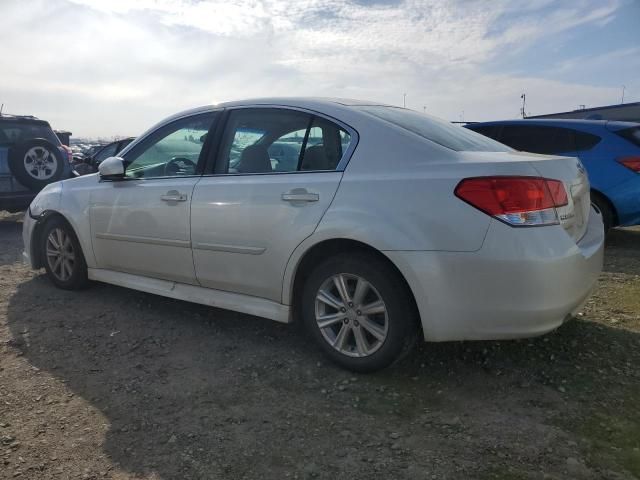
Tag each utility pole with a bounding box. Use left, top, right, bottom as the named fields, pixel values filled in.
left=621, top=85, right=626, bottom=104
left=403, top=93, right=406, bottom=108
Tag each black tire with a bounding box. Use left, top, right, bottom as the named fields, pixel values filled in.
left=591, top=192, right=614, bottom=234
left=301, top=253, right=418, bottom=373
left=40, top=216, right=89, bottom=290
left=8, top=139, right=65, bottom=191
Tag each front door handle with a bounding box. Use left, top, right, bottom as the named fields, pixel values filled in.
left=160, top=190, right=187, bottom=202
left=282, top=189, right=319, bottom=203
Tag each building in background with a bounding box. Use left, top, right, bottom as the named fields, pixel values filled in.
left=529, top=102, right=640, bottom=122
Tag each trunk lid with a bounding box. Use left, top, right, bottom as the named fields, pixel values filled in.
left=524, top=153, right=591, bottom=242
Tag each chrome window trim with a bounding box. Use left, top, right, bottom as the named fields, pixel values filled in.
left=211, top=104, right=359, bottom=175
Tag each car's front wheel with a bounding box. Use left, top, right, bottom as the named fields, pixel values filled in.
left=301, top=253, right=418, bottom=372
left=40, top=216, right=89, bottom=290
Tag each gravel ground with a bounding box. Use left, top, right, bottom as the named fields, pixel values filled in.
left=1, top=211, right=639, bottom=480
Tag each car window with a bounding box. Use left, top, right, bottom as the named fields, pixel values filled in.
left=117, top=138, right=134, bottom=153
left=94, top=142, right=119, bottom=163
left=217, top=108, right=353, bottom=174
left=615, top=127, right=640, bottom=147
left=124, top=112, right=216, bottom=179
left=358, top=106, right=510, bottom=152
left=499, top=125, right=590, bottom=155
left=499, top=125, right=561, bottom=154
left=466, top=124, right=502, bottom=141
left=574, top=131, right=601, bottom=150
left=0, top=121, right=61, bottom=146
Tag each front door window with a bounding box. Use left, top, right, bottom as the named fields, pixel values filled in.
left=124, top=113, right=216, bottom=179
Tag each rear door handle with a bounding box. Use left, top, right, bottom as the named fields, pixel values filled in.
left=160, top=190, right=187, bottom=202
left=281, top=189, right=319, bottom=202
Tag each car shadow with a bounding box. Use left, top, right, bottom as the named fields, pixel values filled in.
left=6, top=270, right=640, bottom=479
left=603, top=227, right=640, bottom=275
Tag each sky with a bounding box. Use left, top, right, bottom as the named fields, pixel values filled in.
left=0, top=0, right=638, bottom=138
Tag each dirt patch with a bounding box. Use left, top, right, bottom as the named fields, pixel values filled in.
left=1, top=212, right=639, bottom=479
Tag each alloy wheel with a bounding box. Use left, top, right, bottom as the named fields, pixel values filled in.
left=314, top=273, right=389, bottom=357
left=46, top=228, right=75, bottom=282
left=24, top=146, right=58, bottom=180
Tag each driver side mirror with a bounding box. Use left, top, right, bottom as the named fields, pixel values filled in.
left=98, top=156, right=126, bottom=179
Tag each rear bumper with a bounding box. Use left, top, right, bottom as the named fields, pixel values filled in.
left=386, top=206, right=605, bottom=342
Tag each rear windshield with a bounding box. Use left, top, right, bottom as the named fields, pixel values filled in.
left=0, top=121, right=60, bottom=146
left=358, top=106, right=511, bottom=152
left=615, top=127, right=640, bottom=148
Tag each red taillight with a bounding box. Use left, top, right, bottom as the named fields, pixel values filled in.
left=618, top=156, right=640, bottom=173
left=455, top=176, right=568, bottom=226
left=545, top=179, right=568, bottom=207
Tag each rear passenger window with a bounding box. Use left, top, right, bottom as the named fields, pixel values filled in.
left=499, top=126, right=557, bottom=154
left=499, top=125, right=581, bottom=155
left=550, top=128, right=577, bottom=153
left=218, top=108, right=353, bottom=174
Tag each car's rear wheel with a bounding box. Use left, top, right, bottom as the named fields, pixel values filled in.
left=301, top=253, right=417, bottom=372
left=40, top=216, right=89, bottom=290
left=8, top=139, right=65, bottom=191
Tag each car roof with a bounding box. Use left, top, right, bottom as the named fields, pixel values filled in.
left=216, top=97, right=390, bottom=108
left=164, top=97, right=390, bottom=121
left=467, top=118, right=639, bottom=131
left=0, top=114, right=50, bottom=126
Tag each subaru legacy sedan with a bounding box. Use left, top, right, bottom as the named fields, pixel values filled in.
left=22, top=98, right=604, bottom=372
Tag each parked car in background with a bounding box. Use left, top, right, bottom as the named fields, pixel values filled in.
left=465, top=119, right=640, bottom=231
left=73, top=137, right=134, bottom=175
left=0, top=115, right=73, bottom=212
left=54, top=130, right=72, bottom=146
left=23, top=98, right=603, bottom=372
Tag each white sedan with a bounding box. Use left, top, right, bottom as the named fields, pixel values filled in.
left=22, top=98, right=604, bottom=372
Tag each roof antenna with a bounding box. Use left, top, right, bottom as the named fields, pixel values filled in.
left=520, top=93, right=526, bottom=118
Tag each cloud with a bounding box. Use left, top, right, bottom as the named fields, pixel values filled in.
left=0, top=0, right=632, bottom=137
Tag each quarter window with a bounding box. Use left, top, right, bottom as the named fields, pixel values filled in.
left=498, top=125, right=601, bottom=155
left=217, top=108, right=353, bottom=174
left=124, top=113, right=216, bottom=179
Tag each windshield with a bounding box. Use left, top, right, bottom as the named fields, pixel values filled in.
left=359, top=106, right=511, bottom=152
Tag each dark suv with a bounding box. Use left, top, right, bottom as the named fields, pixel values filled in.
left=0, top=115, right=73, bottom=211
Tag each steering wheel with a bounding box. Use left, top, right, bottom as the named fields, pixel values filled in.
left=165, top=157, right=197, bottom=176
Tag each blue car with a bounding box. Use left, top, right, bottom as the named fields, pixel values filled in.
left=465, top=119, right=640, bottom=231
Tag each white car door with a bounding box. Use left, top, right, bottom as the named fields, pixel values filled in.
left=90, top=111, right=218, bottom=285
left=191, top=107, right=356, bottom=302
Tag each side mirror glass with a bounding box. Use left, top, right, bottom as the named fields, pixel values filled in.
left=98, top=156, right=126, bottom=179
